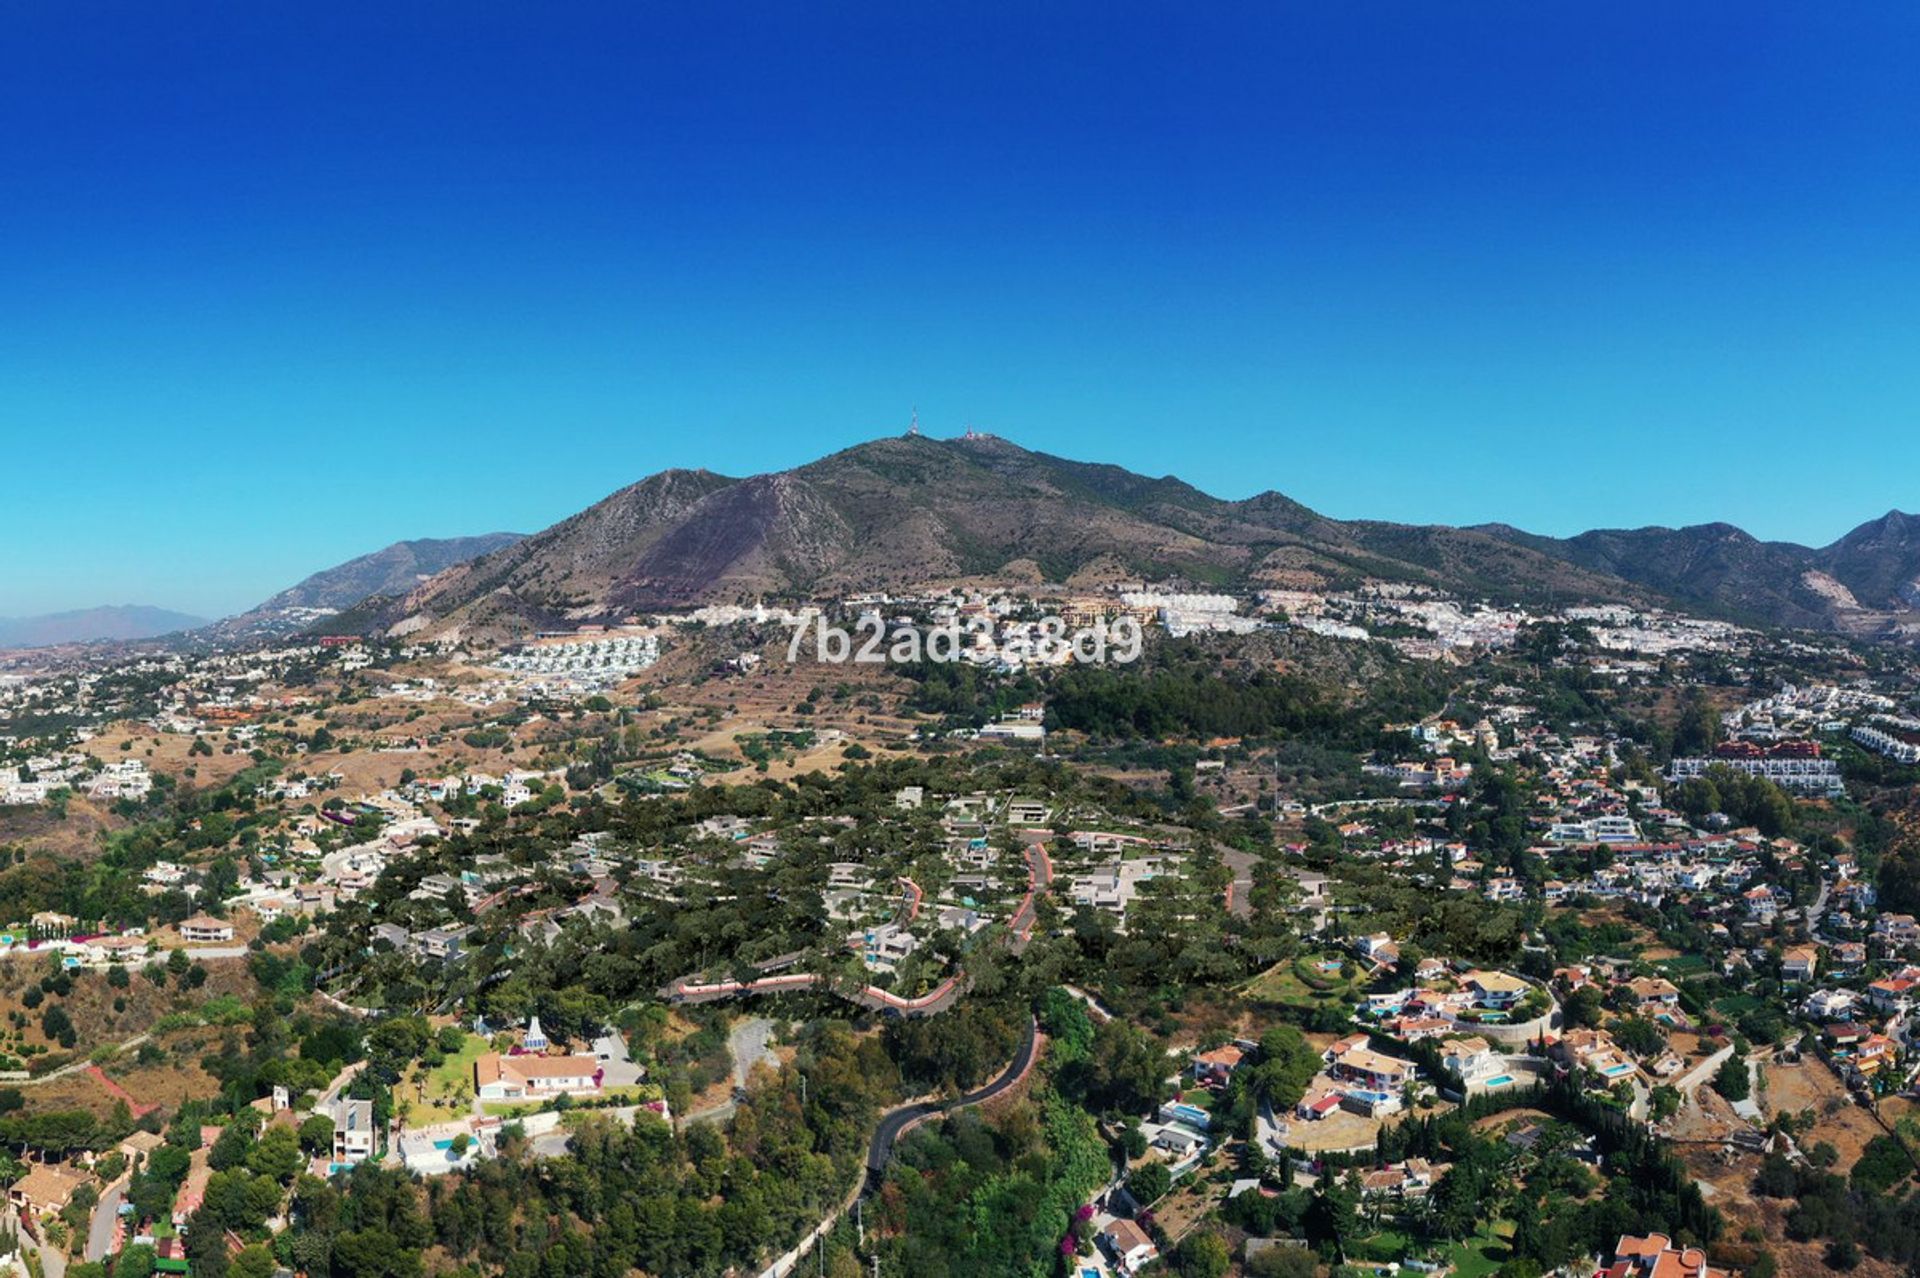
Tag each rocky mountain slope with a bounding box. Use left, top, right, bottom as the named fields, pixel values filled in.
left=293, top=436, right=1918, bottom=641
left=1477, top=512, right=1920, bottom=634
left=378, top=436, right=1647, bottom=637
left=208, top=533, right=524, bottom=639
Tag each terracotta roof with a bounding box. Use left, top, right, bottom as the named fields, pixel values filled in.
left=1615, top=1234, right=1673, bottom=1260
left=1104, top=1219, right=1154, bottom=1253
left=1194, top=1045, right=1244, bottom=1069
left=11, top=1162, right=87, bottom=1210
left=477, top=1052, right=602, bottom=1085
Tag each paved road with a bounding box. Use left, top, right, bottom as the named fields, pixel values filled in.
left=865, top=1015, right=1039, bottom=1181
left=86, top=1181, right=125, bottom=1261
left=1062, top=984, right=1116, bottom=1023
left=1008, top=837, right=1052, bottom=947
left=1674, top=1043, right=1738, bottom=1095
left=1806, top=877, right=1832, bottom=931
left=681, top=1099, right=736, bottom=1130
left=1221, top=848, right=1257, bottom=918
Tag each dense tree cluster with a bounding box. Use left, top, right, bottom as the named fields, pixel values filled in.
left=874, top=1089, right=1108, bottom=1278
left=1754, top=1141, right=1920, bottom=1271
left=1046, top=663, right=1337, bottom=742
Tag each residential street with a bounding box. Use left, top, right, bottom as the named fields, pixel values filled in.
left=86, top=1180, right=126, bottom=1262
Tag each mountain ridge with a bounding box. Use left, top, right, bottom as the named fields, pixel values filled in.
left=380, top=436, right=1650, bottom=636
left=279, top=435, right=1919, bottom=642
left=205, top=533, right=527, bottom=640
left=1473, top=515, right=1920, bottom=631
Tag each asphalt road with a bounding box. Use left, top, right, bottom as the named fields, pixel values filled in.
left=86, top=1181, right=125, bottom=1261
left=864, top=1015, right=1038, bottom=1181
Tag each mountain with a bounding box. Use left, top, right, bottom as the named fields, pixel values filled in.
left=1477, top=512, right=1920, bottom=633
left=1818, top=511, right=1920, bottom=612
left=380, top=436, right=1648, bottom=637
left=1474, top=523, right=1832, bottom=628
left=210, top=533, right=525, bottom=639
left=290, top=436, right=1920, bottom=641
left=0, top=605, right=207, bottom=649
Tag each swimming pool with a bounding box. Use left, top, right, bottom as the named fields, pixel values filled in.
left=1602, top=1063, right=1634, bottom=1077
left=1484, top=1074, right=1515, bottom=1087
left=1164, top=1103, right=1211, bottom=1127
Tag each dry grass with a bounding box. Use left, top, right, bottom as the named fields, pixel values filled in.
left=0, top=953, right=258, bottom=1061
left=1760, top=1058, right=1897, bottom=1174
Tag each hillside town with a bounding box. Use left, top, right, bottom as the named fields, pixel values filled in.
left=0, top=571, right=1917, bottom=1278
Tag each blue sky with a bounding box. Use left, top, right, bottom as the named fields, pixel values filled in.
left=5, top=4, right=1920, bottom=616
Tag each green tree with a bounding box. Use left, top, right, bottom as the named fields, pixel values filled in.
left=1176, top=1230, right=1233, bottom=1278
left=1246, top=1026, right=1321, bottom=1111
left=208, top=1118, right=257, bottom=1172
left=1712, top=1052, right=1750, bottom=1103
left=230, top=1245, right=278, bottom=1278
left=114, top=1244, right=158, bottom=1278
left=246, top=1124, right=303, bottom=1183
left=1248, top=1247, right=1319, bottom=1278
left=1127, top=1161, right=1172, bottom=1205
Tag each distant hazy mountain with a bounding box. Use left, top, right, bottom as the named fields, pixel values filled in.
left=0, top=605, right=206, bottom=648
left=209, top=533, right=524, bottom=639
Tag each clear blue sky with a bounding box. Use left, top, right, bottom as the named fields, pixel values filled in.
left=5, top=3, right=1920, bottom=617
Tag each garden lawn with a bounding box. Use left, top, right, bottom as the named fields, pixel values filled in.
left=1243, top=954, right=1361, bottom=1008
left=398, top=1033, right=490, bottom=1125
left=1441, top=1221, right=1514, bottom=1278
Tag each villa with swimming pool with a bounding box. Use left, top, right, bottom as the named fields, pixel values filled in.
left=1550, top=1028, right=1639, bottom=1085
left=1438, top=1034, right=1498, bottom=1084
left=1462, top=969, right=1529, bottom=1009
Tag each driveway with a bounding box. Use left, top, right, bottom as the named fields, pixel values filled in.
left=592, top=1029, right=646, bottom=1088
left=10, top=1203, right=65, bottom=1278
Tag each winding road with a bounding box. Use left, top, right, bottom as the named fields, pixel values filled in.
left=864, top=1015, right=1040, bottom=1182
left=754, top=1016, right=1041, bottom=1278
left=664, top=840, right=1052, bottom=1017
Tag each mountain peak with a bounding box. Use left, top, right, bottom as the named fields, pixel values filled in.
left=366, top=440, right=1651, bottom=638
